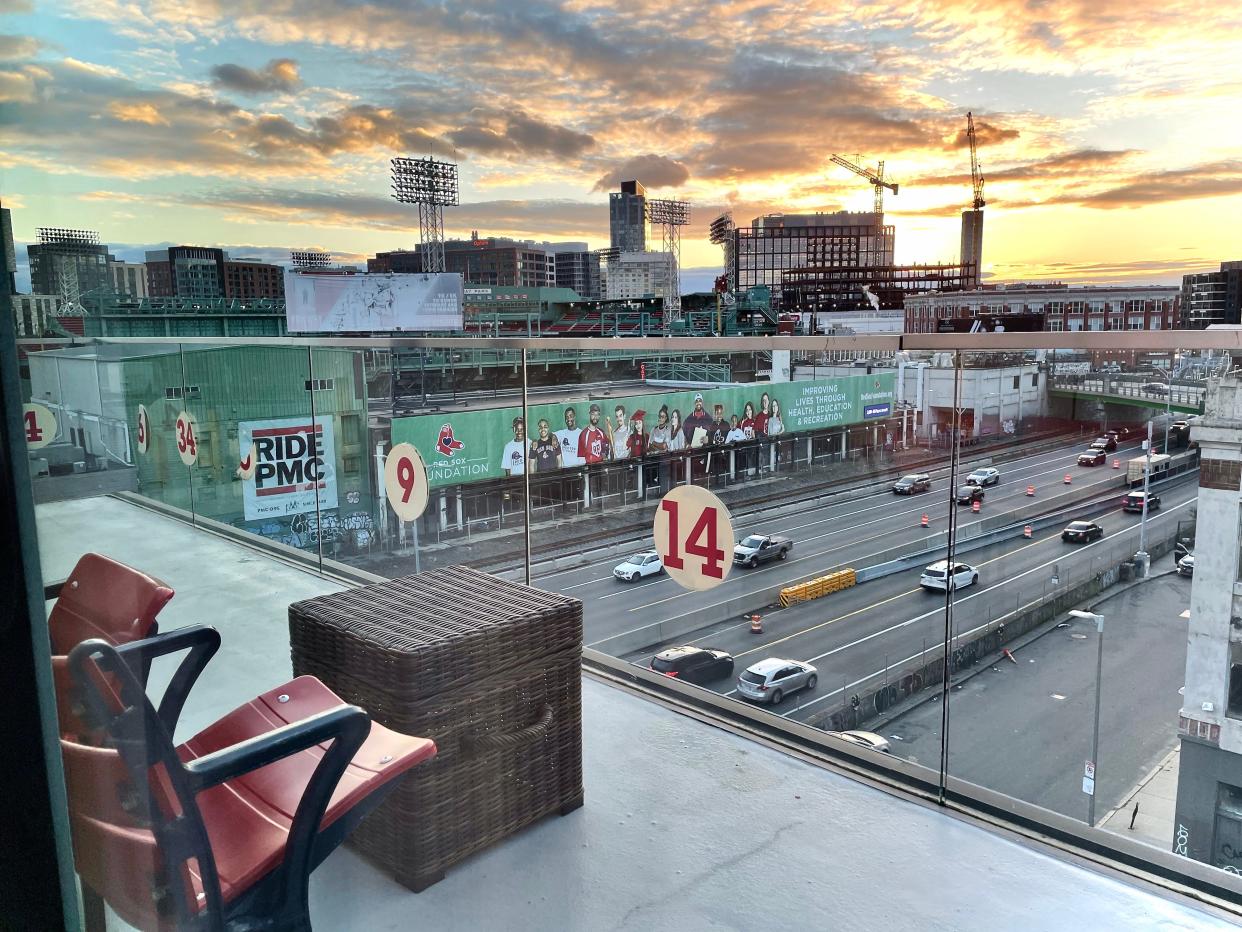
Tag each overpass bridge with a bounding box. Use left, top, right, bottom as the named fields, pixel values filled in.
left=1048, top=374, right=1205, bottom=415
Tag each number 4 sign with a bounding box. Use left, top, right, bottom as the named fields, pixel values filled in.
left=384, top=442, right=429, bottom=522
left=653, top=485, right=734, bottom=591
left=22, top=403, right=57, bottom=450
left=174, top=411, right=198, bottom=466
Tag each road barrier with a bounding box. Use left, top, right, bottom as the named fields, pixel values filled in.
left=1064, top=474, right=1072, bottom=484
left=971, top=500, right=981, bottom=513
left=920, top=514, right=929, bottom=528
left=1023, top=525, right=1033, bottom=538
left=1026, top=485, right=1035, bottom=496
left=779, top=568, right=857, bottom=607
left=750, top=614, right=763, bottom=634
left=1113, top=458, right=1121, bottom=469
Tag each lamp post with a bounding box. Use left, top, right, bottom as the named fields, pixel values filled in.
left=1135, top=420, right=1153, bottom=577
left=1069, top=608, right=1105, bottom=827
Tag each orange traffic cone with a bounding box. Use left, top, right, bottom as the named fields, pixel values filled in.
left=1064, top=474, right=1072, bottom=484
left=971, top=500, right=981, bottom=513
left=1023, top=525, right=1033, bottom=538
left=1025, top=485, right=1035, bottom=496
left=920, top=514, right=930, bottom=528
left=750, top=614, right=763, bottom=634
left=1112, top=458, right=1120, bottom=469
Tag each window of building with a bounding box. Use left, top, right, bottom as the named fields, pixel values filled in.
left=1229, top=640, right=1242, bottom=719
left=1012, top=375, right=1020, bottom=389
left=304, top=379, right=335, bottom=392
left=1031, top=373, right=1039, bottom=387
left=1049, top=320, right=1064, bottom=331
left=164, top=385, right=201, bottom=399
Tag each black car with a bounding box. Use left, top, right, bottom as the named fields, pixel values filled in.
left=650, top=646, right=735, bottom=684
left=956, top=485, right=985, bottom=505
left=893, top=473, right=932, bottom=495
left=1091, top=436, right=1118, bottom=452
left=1077, top=449, right=1107, bottom=466
left=1122, top=491, right=1160, bottom=513
left=1062, top=520, right=1104, bottom=543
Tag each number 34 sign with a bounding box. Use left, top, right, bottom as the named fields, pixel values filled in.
left=653, top=485, right=734, bottom=591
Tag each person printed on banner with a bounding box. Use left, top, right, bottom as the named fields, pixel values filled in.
left=726, top=415, right=746, bottom=445
left=755, top=392, right=771, bottom=438
left=556, top=406, right=584, bottom=467
left=767, top=398, right=785, bottom=436
left=740, top=401, right=757, bottom=441
left=627, top=409, right=648, bottom=458
left=648, top=405, right=673, bottom=454
left=578, top=403, right=611, bottom=464
left=667, top=409, right=686, bottom=452
left=530, top=418, right=562, bottom=473
left=682, top=392, right=712, bottom=446
left=611, top=404, right=631, bottom=460
left=501, top=417, right=527, bottom=476
left=710, top=404, right=729, bottom=446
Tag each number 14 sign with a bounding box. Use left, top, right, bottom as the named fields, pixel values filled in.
left=653, top=485, right=734, bottom=591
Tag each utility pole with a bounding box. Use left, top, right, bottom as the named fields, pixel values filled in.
left=1136, top=420, right=1153, bottom=577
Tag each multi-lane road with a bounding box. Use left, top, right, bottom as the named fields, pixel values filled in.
left=543, top=434, right=1197, bottom=728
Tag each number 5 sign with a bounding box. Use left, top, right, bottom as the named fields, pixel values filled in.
left=384, top=442, right=429, bottom=522
left=653, top=485, right=734, bottom=591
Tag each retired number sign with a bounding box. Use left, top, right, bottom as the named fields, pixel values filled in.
left=653, top=485, right=734, bottom=591
left=22, top=403, right=57, bottom=450
left=174, top=411, right=199, bottom=466
left=135, top=404, right=150, bottom=455
left=384, top=442, right=429, bottom=522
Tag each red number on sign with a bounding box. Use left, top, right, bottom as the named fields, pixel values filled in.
left=661, top=499, right=725, bottom=578
left=396, top=456, right=416, bottom=503
left=176, top=419, right=197, bottom=456
left=684, top=507, right=725, bottom=579
left=660, top=498, right=684, bottom=569
left=23, top=410, right=42, bottom=443
left=137, top=412, right=146, bottom=445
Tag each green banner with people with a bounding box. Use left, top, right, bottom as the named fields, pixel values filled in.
left=391, top=372, right=895, bottom=489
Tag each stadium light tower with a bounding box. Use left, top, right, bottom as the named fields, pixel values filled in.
left=391, top=156, right=460, bottom=274
left=646, top=198, right=690, bottom=315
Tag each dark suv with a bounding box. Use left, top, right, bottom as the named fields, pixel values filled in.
left=893, top=473, right=932, bottom=495
left=650, top=646, right=735, bottom=684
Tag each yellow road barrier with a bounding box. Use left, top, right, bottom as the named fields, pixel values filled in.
left=779, top=568, right=857, bottom=607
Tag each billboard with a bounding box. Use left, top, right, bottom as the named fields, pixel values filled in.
left=284, top=270, right=464, bottom=332
left=391, top=373, right=896, bottom=490
left=239, top=416, right=338, bottom=520
left=936, top=313, right=1045, bottom=333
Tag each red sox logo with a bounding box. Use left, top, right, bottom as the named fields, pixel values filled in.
left=436, top=424, right=464, bottom=457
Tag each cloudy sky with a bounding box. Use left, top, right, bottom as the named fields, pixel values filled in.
left=3, top=0, right=1240, bottom=289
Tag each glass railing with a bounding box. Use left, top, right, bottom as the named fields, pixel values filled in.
left=16, top=330, right=1242, bottom=918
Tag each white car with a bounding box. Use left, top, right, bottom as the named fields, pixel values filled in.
left=965, top=467, right=1000, bottom=486
left=830, top=730, right=892, bottom=754
left=613, top=551, right=664, bottom=582
left=920, top=560, right=979, bottom=592
left=736, top=658, right=818, bottom=705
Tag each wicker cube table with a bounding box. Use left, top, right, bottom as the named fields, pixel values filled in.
left=289, top=565, right=583, bottom=892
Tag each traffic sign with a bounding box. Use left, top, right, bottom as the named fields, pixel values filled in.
left=1082, top=760, right=1096, bottom=796
left=174, top=411, right=198, bottom=466
left=653, top=484, right=734, bottom=591
left=21, top=403, right=56, bottom=450
left=384, top=442, right=429, bottom=522
left=136, top=404, right=150, bottom=455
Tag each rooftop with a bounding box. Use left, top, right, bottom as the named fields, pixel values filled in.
left=37, top=495, right=1239, bottom=931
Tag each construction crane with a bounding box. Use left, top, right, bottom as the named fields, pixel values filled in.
left=966, top=111, right=986, bottom=210
left=830, top=154, right=898, bottom=216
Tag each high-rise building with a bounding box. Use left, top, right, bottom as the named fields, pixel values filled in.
left=1181, top=262, right=1242, bottom=329
left=603, top=251, right=672, bottom=302
left=371, top=236, right=555, bottom=289
left=538, top=241, right=601, bottom=299
left=960, top=209, right=984, bottom=288
left=1173, top=374, right=1242, bottom=872
left=107, top=256, right=148, bottom=299
left=734, top=211, right=895, bottom=312
left=28, top=228, right=110, bottom=305
left=224, top=257, right=285, bottom=300
left=12, top=294, right=59, bottom=336
left=145, top=246, right=226, bottom=298
left=609, top=180, right=648, bottom=253
left=1, top=200, right=16, bottom=295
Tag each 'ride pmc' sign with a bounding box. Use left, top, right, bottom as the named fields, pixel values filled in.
left=239, top=417, right=338, bottom=520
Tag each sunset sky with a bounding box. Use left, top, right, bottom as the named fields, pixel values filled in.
left=3, top=1, right=1241, bottom=290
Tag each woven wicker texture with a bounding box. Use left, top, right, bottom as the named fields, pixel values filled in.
left=289, top=566, right=583, bottom=891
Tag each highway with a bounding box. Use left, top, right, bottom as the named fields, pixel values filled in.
left=543, top=433, right=1197, bottom=730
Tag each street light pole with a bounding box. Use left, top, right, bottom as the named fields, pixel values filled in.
left=1070, top=609, right=1105, bottom=827
left=1136, top=419, right=1152, bottom=577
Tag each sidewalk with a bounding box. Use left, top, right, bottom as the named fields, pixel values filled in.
left=1100, top=745, right=1180, bottom=849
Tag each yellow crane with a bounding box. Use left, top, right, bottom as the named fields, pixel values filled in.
left=830, top=154, right=898, bottom=215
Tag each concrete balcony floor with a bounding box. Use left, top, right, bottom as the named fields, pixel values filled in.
left=36, top=497, right=1240, bottom=931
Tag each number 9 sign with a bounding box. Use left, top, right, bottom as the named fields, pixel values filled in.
left=384, top=442, right=429, bottom=522
left=653, top=485, right=734, bottom=591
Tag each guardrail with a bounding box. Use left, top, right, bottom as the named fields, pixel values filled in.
left=779, top=569, right=856, bottom=606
